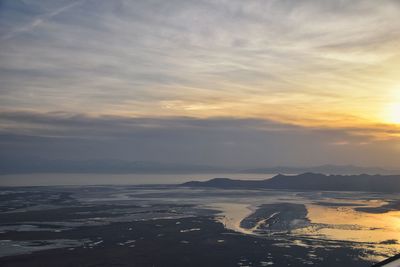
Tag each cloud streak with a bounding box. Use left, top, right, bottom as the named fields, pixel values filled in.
left=1, top=110, right=399, bottom=168
left=1, top=0, right=84, bottom=41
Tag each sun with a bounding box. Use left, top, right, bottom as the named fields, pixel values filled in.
left=385, top=103, right=400, bottom=124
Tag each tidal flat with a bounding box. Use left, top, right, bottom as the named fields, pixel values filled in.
left=0, top=185, right=399, bottom=266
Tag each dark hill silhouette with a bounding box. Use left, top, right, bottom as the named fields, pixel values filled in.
left=181, top=173, right=400, bottom=192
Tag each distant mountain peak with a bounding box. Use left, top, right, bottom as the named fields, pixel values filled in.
left=240, top=165, right=396, bottom=175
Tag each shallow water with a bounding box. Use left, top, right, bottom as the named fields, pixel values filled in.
left=1, top=184, right=400, bottom=265
left=212, top=203, right=255, bottom=234
left=298, top=204, right=400, bottom=242
left=207, top=193, right=400, bottom=262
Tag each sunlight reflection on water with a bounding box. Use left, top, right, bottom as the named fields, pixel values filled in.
left=209, top=196, right=400, bottom=263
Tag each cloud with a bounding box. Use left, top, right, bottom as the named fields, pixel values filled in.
left=0, top=110, right=399, bottom=168
left=0, top=110, right=301, bottom=138
left=0, top=0, right=399, bottom=122
left=1, top=1, right=400, bottom=168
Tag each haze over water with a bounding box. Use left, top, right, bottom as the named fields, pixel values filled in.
left=0, top=173, right=276, bottom=186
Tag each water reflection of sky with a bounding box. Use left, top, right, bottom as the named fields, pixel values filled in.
left=199, top=192, right=400, bottom=263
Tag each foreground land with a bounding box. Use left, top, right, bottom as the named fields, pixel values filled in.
left=1, top=184, right=399, bottom=266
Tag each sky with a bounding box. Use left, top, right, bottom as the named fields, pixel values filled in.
left=1, top=0, right=400, bottom=170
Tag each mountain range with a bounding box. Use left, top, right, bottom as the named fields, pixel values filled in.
left=240, top=164, right=397, bottom=175
left=0, top=157, right=397, bottom=176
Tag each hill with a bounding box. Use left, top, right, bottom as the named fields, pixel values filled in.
left=181, top=173, right=400, bottom=192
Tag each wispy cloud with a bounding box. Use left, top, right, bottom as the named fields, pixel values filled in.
left=1, top=0, right=84, bottom=41
left=1, top=0, right=399, bottom=124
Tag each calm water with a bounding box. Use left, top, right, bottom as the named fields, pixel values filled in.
left=0, top=173, right=276, bottom=186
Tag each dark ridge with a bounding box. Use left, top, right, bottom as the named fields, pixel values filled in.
left=181, top=173, right=400, bottom=193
